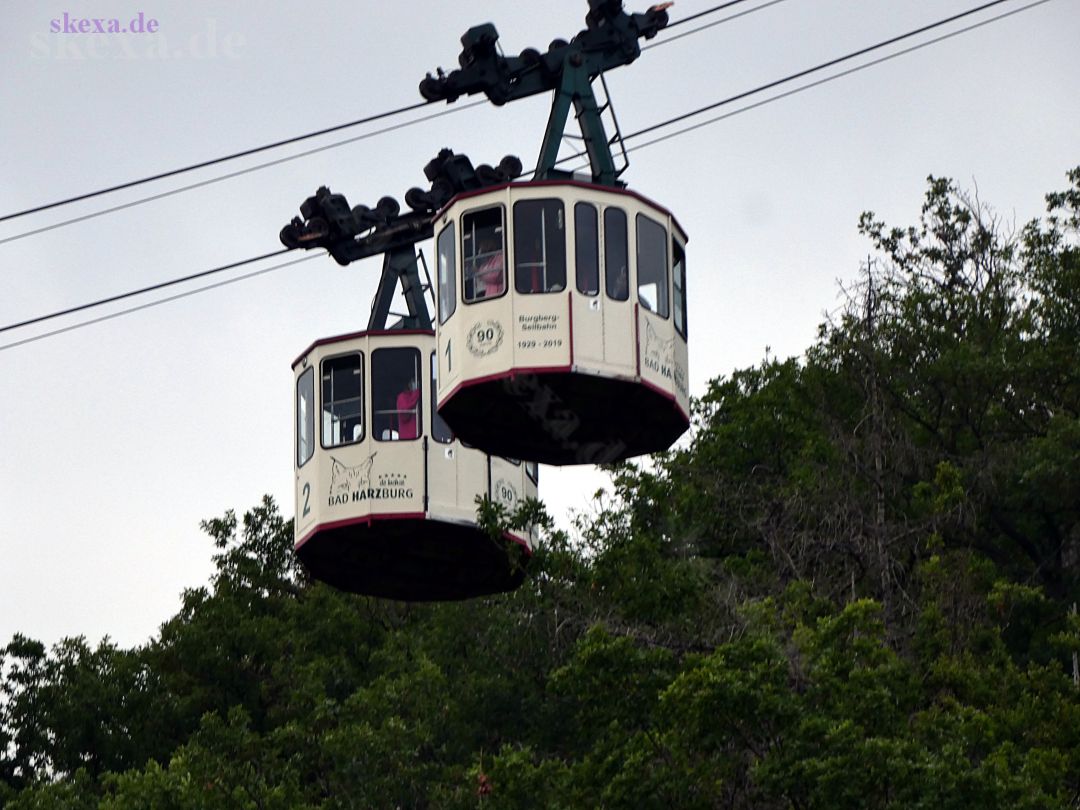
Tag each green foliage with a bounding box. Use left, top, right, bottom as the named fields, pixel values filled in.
left=4, top=169, right=1080, bottom=808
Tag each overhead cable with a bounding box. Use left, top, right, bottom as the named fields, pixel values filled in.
left=0, top=248, right=293, bottom=335
left=0, top=253, right=322, bottom=353
left=627, top=0, right=1019, bottom=141
left=626, top=0, right=1053, bottom=153
left=0, top=101, right=429, bottom=225
left=0, top=101, right=486, bottom=248
left=1, top=0, right=1051, bottom=350
left=663, top=0, right=772, bottom=29
left=550, top=0, right=1036, bottom=174
left=0, top=2, right=776, bottom=231
left=643, top=0, right=789, bottom=50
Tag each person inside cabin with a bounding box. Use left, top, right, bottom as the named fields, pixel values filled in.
left=519, top=237, right=545, bottom=293
left=609, top=262, right=628, bottom=301
left=474, top=234, right=505, bottom=298
left=396, top=377, right=420, bottom=440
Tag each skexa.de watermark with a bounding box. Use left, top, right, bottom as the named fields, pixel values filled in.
left=49, top=12, right=159, bottom=34
left=32, top=16, right=245, bottom=59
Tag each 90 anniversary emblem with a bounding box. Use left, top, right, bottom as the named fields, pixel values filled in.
left=493, top=478, right=518, bottom=508
left=466, top=320, right=504, bottom=357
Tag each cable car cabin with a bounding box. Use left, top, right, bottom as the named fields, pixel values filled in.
left=293, top=329, right=537, bottom=600
left=434, top=181, right=689, bottom=465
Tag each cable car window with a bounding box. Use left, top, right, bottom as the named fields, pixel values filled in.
left=636, top=214, right=669, bottom=318
left=575, top=203, right=599, bottom=295
left=437, top=222, right=457, bottom=324
left=462, top=206, right=505, bottom=303
left=514, top=199, right=566, bottom=294
left=673, top=239, right=687, bottom=338
left=372, top=347, right=423, bottom=441
left=296, top=366, right=315, bottom=467
left=321, top=353, right=364, bottom=448
left=604, top=208, right=629, bottom=301
left=430, top=351, right=453, bottom=444
left=525, top=460, right=539, bottom=484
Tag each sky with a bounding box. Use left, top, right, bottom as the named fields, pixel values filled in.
left=1, top=0, right=1077, bottom=650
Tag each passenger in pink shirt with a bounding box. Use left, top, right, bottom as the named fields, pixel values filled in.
left=396, top=379, right=420, bottom=439
left=475, top=236, right=504, bottom=298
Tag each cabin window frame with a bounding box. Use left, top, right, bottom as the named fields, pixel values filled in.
left=574, top=202, right=600, bottom=296
left=513, top=198, right=567, bottom=294
left=430, top=350, right=453, bottom=444
left=673, top=238, right=687, bottom=338
left=296, top=366, right=315, bottom=468
left=604, top=207, right=630, bottom=302
left=320, top=351, right=365, bottom=449
left=372, top=347, right=423, bottom=442
left=461, top=205, right=507, bottom=304
left=437, top=222, right=457, bottom=325
left=636, top=213, right=670, bottom=318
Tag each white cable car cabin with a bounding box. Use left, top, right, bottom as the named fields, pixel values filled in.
left=434, top=180, right=689, bottom=465
left=280, top=3, right=685, bottom=467
left=293, top=329, right=537, bottom=600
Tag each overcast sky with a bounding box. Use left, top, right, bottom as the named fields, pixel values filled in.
left=2, top=0, right=1077, bottom=650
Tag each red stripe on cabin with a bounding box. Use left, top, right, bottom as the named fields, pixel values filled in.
left=638, top=377, right=690, bottom=422
left=433, top=179, right=689, bottom=244
left=293, top=328, right=435, bottom=369
left=503, top=532, right=534, bottom=555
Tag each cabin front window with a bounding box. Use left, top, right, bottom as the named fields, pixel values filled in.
left=514, top=199, right=566, bottom=294
left=604, top=208, right=629, bottom=301
left=636, top=214, right=669, bottom=318
left=462, top=207, right=505, bottom=303
left=296, top=367, right=315, bottom=467
left=437, top=222, right=457, bottom=324
left=372, top=347, right=422, bottom=441
left=673, top=239, right=687, bottom=338
left=321, top=352, right=364, bottom=448
left=575, top=203, right=599, bottom=296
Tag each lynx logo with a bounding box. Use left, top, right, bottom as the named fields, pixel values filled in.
left=643, top=322, right=688, bottom=397
left=642, top=321, right=676, bottom=381
left=328, top=453, right=376, bottom=505
left=327, top=453, right=415, bottom=504
left=466, top=320, right=504, bottom=357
